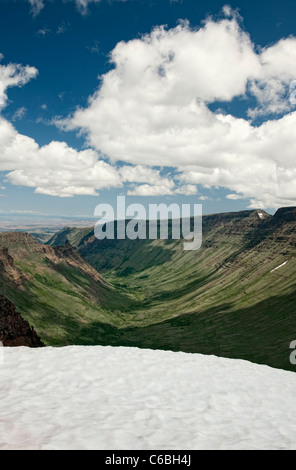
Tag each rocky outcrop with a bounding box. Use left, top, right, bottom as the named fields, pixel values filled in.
left=0, top=295, right=45, bottom=347
left=0, top=232, right=103, bottom=285
left=0, top=246, right=25, bottom=286
left=0, top=231, right=41, bottom=248
left=43, top=241, right=103, bottom=282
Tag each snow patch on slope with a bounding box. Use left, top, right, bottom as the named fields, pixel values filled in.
left=271, top=261, right=288, bottom=272
left=0, top=346, right=296, bottom=450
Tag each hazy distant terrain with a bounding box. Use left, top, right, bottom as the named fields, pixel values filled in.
left=1, top=207, right=296, bottom=371
left=0, top=214, right=96, bottom=243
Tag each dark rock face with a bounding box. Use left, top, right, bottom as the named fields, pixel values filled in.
left=274, top=207, right=296, bottom=222
left=0, top=295, right=45, bottom=347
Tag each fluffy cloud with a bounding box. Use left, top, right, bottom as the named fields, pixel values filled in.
left=0, top=116, right=117, bottom=196
left=127, top=183, right=198, bottom=197
left=127, top=184, right=174, bottom=197
left=175, top=184, right=198, bottom=196
left=58, top=11, right=296, bottom=208
left=0, top=56, right=176, bottom=197
left=0, top=115, right=178, bottom=197
left=0, top=57, right=38, bottom=109
left=247, top=37, right=296, bottom=117
left=3, top=9, right=296, bottom=207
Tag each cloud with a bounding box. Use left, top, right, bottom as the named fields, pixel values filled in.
left=74, top=0, right=128, bottom=15
left=36, top=23, right=69, bottom=37
left=226, top=194, right=245, bottom=200
left=0, top=57, right=121, bottom=197
left=0, top=115, right=181, bottom=197
left=3, top=8, right=296, bottom=207
left=28, top=0, right=45, bottom=17
left=28, top=0, right=128, bottom=16
left=36, top=27, right=51, bottom=37
left=127, top=184, right=174, bottom=197
left=0, top=117, right=119, bottom=197
left=57, top=10, right=296, bottom=209
left=87, top=40, right=100, bottom=55
left=122, top=167, right=176, bottom=196
left=0, top=58, right=38, bottom=109
left=12, top=107, right=27, bottom=121
left=0, top=56, right=176, bottom=199
left=247, top=37, right=296, bottom=117
left=0, top=115, right=121, bottom=197
left=119, top=165, right=173, bottom=186
left=175, top=184, right=198, bottom=196
left=57, top=22, right=70, bottom=35
left=0, top=56, right=176, bottom=198
left=74, top=0, right=102, bottom=15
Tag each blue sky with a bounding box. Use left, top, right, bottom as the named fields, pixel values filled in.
left=0, top=0, right=296, bottom=218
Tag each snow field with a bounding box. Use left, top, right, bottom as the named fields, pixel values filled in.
left=0, top=345, right=296, bottom=450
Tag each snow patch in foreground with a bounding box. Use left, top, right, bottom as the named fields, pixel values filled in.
left=0, top=346, right=296, bottom=450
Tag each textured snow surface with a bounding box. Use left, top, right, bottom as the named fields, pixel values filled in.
left=0, top=345, right=296, bottom=450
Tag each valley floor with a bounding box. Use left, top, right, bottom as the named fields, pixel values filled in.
left=0, top=346, right=295, bottom=450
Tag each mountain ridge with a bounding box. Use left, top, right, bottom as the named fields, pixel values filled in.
left=0, top=231, right=135, bottom=345
left=1, top=207, right=296, bottom=371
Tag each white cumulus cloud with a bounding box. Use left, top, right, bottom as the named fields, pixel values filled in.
left=0, top=115, right=176, bottom=197
left=0, top=58, right=38, bottom=109
left=57, top=10, right=296, bottom=208
left=0, top=56, right=178, bottom=198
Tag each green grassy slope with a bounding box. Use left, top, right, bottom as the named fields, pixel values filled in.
left=0, top=233, right=135, bottom=345
left=47, top=207, right=296, bottom=371
left=2, top=207, right=296, bottom=371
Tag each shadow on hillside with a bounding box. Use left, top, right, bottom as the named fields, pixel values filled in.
left=80, top=235, right=178, bottom=274
left=75, top=286, right=296, bottom=373
left=243, top=209, right=296, bottom=249
left=2, top=284, right=84, bottom=346
left=149, top=270, right=220, bottom=303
